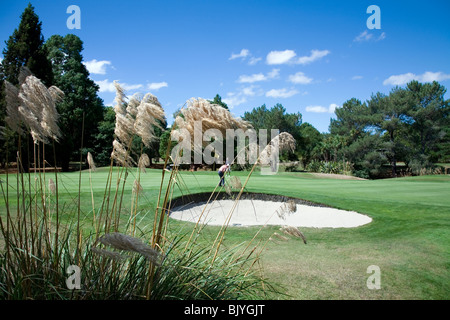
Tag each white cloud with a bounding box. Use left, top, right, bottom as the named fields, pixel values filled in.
left=96, top=79, right=143, bottom=93
left=229, top=49, right=250, bottom=60
left=354, top=30, right=386, bottom=42
left=83, top=59, right=112, bottom=75
left=266, top=88, right=299, bottom=98
left=352, top=75, right=363, bottom=80
left=306, top=103, right=339, bottom=113
left=148, top=82, right=168, bottom=91
left=248, top=56, right=262, bottom=65
left=328, top=103, right=339, bottom=113
left=267, top=68, right=280, bottom=79
left=222, top=93, right=247, bottom=108
left=237, top=68, right=279, bottom=83
left=296, top=49, right=330, bottom=65
left=223, top=85, right=263, bottom=108
left=266, top=49, right=329, bottom=65
left=266, top=50, right=297, bottom=65
left=241, top=85, right=259, bottom=96
left=96, top=79, right=115, bottom=92
left=288, top=72, right=313, bottom=84
left=306, top=105, right=328, bottom=113
left=238, top=73, right=266, bottom=83
left=354, top=31, right=373, bottom=42
left=229, top=49, right=262, bottom=65
left=383, top=71, right=450, bottom=86
left=123, top=83, right=144, bottom=91
left=421, top=71, right=450, bottom=82
left=383, top=73, right=416, bottom=85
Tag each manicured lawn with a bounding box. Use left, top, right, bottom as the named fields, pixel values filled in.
left=1, top=168, right=449, bottom=299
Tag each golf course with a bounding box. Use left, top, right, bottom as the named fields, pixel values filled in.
left=2, top=166, right=447, bottom=299
left=1, top=1, right=449, bottom=302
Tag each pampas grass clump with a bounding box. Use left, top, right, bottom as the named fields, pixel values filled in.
left=5, top=67, right=65, bottom=144
left=18, top=73, right=64, bottom=143
left=172, top=97, right=251, bottom=149
left=259, top=132, right=296, bottom=166
left=110, top=82, right=166, bottom=166
left=135, top=93, right=166, bottom=148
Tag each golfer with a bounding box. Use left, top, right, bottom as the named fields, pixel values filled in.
left=217, top=163, right=230, bottom=186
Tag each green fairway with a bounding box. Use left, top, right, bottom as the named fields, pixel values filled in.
left=1, top=168, right=449, bottom=299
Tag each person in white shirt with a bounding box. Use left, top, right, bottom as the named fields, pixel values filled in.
left=217, top=163, right=230, bottom=186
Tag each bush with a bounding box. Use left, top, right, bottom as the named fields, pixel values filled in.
left=362, top=151, right=387, bottom=179
left=407, top=155, right=444, bottom=176
left=305, top=160, right=353, bottom=175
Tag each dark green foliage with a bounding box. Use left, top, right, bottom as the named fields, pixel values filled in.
left=297, top=122, right=322, bottom=165
left=243, top=103, right=302, bottom=161
left=327, top=81, right=449, bottom=178
left=158, top=130, right=173, bottom=160
left=44, top=34, right=104, bottom=171
left=208, top=94, right=229, bottom=110
left=0, top=4, right=54, bottom=169
left=93, top=106, right=116, bottom=166
left=405, top=81, right=450, bottom=163
left=1, top=4, right=53, bottom=87
left=243, top=104, right=302, bottom=140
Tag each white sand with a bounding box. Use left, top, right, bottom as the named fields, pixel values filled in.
left=170, top=199, right=372, bottom=228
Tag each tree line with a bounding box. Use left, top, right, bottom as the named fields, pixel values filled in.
left=1, top=4, right=449, bottom=178
left=328, top=83, right=449, bottom=178
left=242, top=82, right=449, bottom=178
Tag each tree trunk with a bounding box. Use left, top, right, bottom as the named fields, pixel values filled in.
left=390, top=131, right=397, bottom=178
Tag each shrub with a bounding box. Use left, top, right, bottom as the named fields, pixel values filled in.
left=408, top=155, right=437, bottom=176
left=305, top=160, right=353, bottom=176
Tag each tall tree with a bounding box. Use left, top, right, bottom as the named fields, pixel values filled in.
left=328, top=98, right=386, bottom=178
left=297, top=122, right=322, bottom=165
left=330, top=98, right=370, bottom=139
left=1, top=3, right=53, bottom=86
left=405, top=80, right=450, bottom=161
left=208, top=94, right=229, bottom=110
left=243, top=103, right=301, bottom=161
left=368, top=88, right=411, bottom=177
left=93, top=106, right=116, bottom=166
left=0, top=3, right=53, bottom=168
left=243, top=104, right=302, bottom=140
left=44, top=34, right=104, bottom=171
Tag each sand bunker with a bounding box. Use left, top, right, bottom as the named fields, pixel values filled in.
left=170, top=199, right=372, bottom=228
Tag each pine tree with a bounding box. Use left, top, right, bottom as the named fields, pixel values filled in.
left=1, top=3, right=53, bottom=86
left=45, top=34, right=104, bottom=171
left=209, top=94, right=229, bottom=110
left=0, top=3, right=53, bottom=168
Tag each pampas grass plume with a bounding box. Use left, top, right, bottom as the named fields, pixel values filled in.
left=111, top=139, right=134, bottom=167
left=15, top=70, right=64, bottom=143
left=138, top=154, right=150, bottom=172
left=87, top=152, right=96, bottom=171
left=281, top=226, right=307, bottom=244
left=133, top=179, right=143, bottom=195
left=134, top=93, right=166, bottom=148
left=4, top=81, right=24, bottom=135
left=97, top=233, right=163, bottom=265
left=48, top=178, right=56, bottom=195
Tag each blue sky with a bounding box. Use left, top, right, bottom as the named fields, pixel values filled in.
left=1, top=0, right=449, bottom=133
